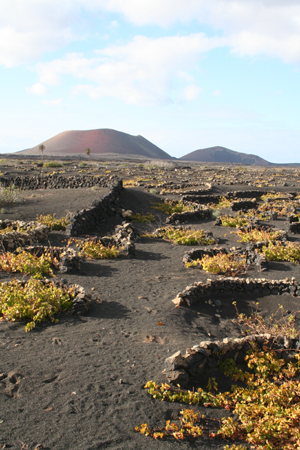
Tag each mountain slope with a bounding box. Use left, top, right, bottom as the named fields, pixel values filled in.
left=19, top=129, right=172, bottom=159
left=180, top=146, right=271, bottom=166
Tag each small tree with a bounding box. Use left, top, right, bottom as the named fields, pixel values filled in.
left=85, top=148, right=91, bottom=158
left=39, top=144, right=45, bottom=162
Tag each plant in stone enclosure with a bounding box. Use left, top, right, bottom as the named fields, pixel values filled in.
left=152, top=200, right=194, bottom=215
left=0, top=278, right=75, bottom=331
left=129, top=212, right=155, bottom=223
left=144, top=226, right=216, bottom=245
left=136, top=343, right=300, bottom=449
left=36, top=213, right=70, bottom=230
left=262, top=241, right=300, bottom=264
left=219, top=215, right=250, bottom=228
left=69, top=238, right=119, bottom=259
left=0, top=249, right=58, bottom=278
left=42, top=161, right=63, bottom=168
left=0, top=184, right=25, bottom=206
left=234, top=228, right=284, bottom=243
left=186, top=252, right=247, bottom=276
left=260, top=193, right=289, bottom=201
left=212, top=196, right=231, bottom=209
left=232, top=302, right=300, bottom=340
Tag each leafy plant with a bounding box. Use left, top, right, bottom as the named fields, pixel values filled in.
left=138, top=344, right=300, bottom=449
left=213, top=196, right=231, bottom=209
left=129, top=213, right=155, bottom=223
left=144, top=226, right=216, bottom=245
left=0, top=249, right=58, bottom=278
left=152, top=200, right=194, bottom=215
left=186, top=252, right=247, bottom=276
left=262, top=241, right=300, bottom=264
left=0, top=278, right=75, bottom=331
left=0, top=184, right=25, bottom=206
left=234, top=228, right=284, bottom=243
left=220, top=215, right=250, bottom=228
left=70, top=238, right=119, bottom=259
left=42, top=161, right=63, bottom=168
left=36, top=213, right=70, bottom=230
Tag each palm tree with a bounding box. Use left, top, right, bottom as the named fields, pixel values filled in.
left=39, top=144, right=45, bottom=162
left=85, top=148, right=91, bottom=157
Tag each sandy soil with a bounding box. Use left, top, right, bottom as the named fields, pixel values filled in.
left=1, top=181, right=300, bottom=450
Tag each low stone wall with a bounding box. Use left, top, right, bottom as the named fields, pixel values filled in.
left=0, top=174, right=116, bottom=190
left=181, top=194, right=221, bottom=204
left=23, top=245, right=81, bottom=273
left=182, top=246, right=267, bottom=271
left=164, top=333, right=300, bottom=387
left=172, top=276, right=300, bottom=307
left=65, top=179, right=123, bottom=236
left=0, top=221, right=49, bottom=251
left=230, top=198, right=257, bottom=211
left=165, top=207, right=211, bottom=224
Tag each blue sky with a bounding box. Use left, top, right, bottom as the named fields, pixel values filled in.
left=1, top=0, right=300, bottom=163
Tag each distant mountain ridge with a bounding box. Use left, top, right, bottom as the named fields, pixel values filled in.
left=180, top=146, right=271, bottom=166
left=19, top=128, right=172, bottom=160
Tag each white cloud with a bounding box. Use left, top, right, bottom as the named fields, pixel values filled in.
left=212, top=90, right=221, bottom=97
left=183, top=84, right=202, bottom=101
left=26, top=83, right=48, bottom=96
left=42, top=98, right=62, bottom=106
left=37, top=34, right=224, bottom=106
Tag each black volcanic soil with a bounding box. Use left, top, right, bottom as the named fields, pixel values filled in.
left=1, top=161, right=300, bottom=450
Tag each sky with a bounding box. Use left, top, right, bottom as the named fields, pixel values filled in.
left=0, top=0, right=300, bottom=163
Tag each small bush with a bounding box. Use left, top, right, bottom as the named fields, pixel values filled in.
left=234, top=228, right=284, bottom=243
left=0, top=250, right=58, bottom=278
left=152, top=200, right=194, bottom=215
left=43, top=161, right=63, bottom=168
left=70, top=239, right=119, bottom=259
left=220, top=215, right=249, bottom=228
left=213, top=196, right=231, bottom=209
left=186, top=252, right=247, bottom=275
left=129, top=213, right=155, bottom=223
left=262, top=241, right=300, bottom=264
left=36, top=214, right=70, bottom=231
left=144, top=226, right=216, bottom=245
left=0, top=184, right=25, bottom=206
left=0, top=278, right=74, bottom=331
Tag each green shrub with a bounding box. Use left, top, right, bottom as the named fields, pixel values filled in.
left=234, top=228, right=283, bottom=243
left=70, top=239, right=119, bottom=259
left=152, top=200, right=194, bottom=215
left=43, top=161, right=63, bottom=168
left=36, top=213, right=70, bottom=231
left=144, top=226, right=216, bottom=245
left=0, top=250, right=58, bottom=278
left=186, top=252, right=247, bottom=275
left=262, top=241, right=300, bottom=264
left=0, top=278, right=74, bottom=331
left=0, top=184, right=25, bottom=206
left=220, top=215, right=249, bottom=227
left=129, top=213, right=155, bottom=223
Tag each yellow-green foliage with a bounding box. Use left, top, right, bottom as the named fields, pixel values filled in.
left=238, top=209, right=270, bottom=221
left=36, top=213, right=70, bottom=230
left=0, top=278, right=74, bottom=331
left=144, top=226, right=216, bottom=245
left=213, top=196, right=231, bottom=209
left=260, top=192, right=288, bottom=201
left=129, top=213, right=155, bottom=223
left=0, top=250, right=58, bottom=278
left=123, top=179, right=138, bottom=187
left=138, top=345, right=300, bottom=449
left=152, top=200, right=194, bottom=215
left=71, top=239, right=119, bottom=259
left=220, top=215, right=249, bottom=228
left=234, top=228, right=283, bottom=243
left=262, top=242, right=300, bottom=264
left=186, top=252, right=247, bottom=276
left=42, top=161, right=63, bottom=168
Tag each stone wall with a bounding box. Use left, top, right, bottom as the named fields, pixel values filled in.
left=165, top=207, right=211, bottom=224
left=0, top=174, right=117, bottom=190
left=0, top=221, right=49, bottom=251
left=164, top=333, right=300, bottom=387
left=172, top=276, right=300, bottom=307
left=65, top=179, right=123, bottom=236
